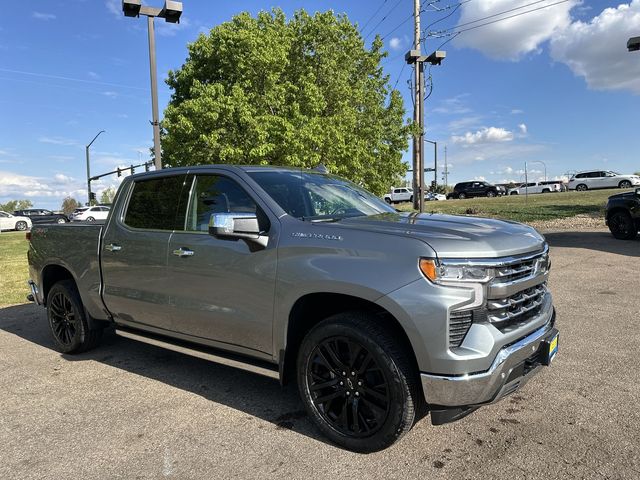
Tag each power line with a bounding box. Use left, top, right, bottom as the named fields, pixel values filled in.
left=360, top=0, right=388, bottom=33
left=363, top=0, right=404, bottom=40
left=429, top=0, right=569, bottom=37
left=379, top=0, right=442, bottom=40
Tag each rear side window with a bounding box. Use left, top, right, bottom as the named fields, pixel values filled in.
left=124, top=175, right=189, bottom=230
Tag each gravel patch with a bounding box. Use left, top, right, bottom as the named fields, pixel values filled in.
left=527, top=213, right=605, bottom=232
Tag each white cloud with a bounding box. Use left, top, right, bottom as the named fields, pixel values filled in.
left=389, top=37, right=403, bottom=50
left=38, top=136, right=78, bottom=146
left=105, top=0, right=121, bottom=18
left=550, top=1, right=640, bottom=93
left=452, top=127, right=514, bottom=145
left=156, top=16, right=191, bottom=37
left=33, top=12, right=57, bottom=21
left=432, top=94, right=472, bottom=115
left=453, top=0, right=579, bottom=60
left=88, top=71, right=100, bottom=79
left=518, top=123, right=528, bottom=134
left=448, top=115, right=484, bottom=132
left=511, top=109, right=524, bottom=114
left=102, top=91, right=118, bottom=99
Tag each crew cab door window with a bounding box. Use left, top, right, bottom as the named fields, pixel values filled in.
left=166, top=173, right=276, bottom=353
left=101, top=174, right=190, bottom=331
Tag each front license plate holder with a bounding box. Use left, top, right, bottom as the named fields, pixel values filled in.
left=539, top=329, right=559, bottom=366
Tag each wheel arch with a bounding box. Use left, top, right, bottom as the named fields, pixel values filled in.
left=281, top=292, right=419, bottom=386
left=41, top=264, right=76, bottom=305
left=606, top=206, right=630, bottom=222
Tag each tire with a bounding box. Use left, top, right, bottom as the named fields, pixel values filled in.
left=486, top=191, right=496, bottom=198
left=576, top=184, right=588, bottom=191
left=542, top=189, right=550, bottom=194
left=47, top=280, right=103, bottom=354
left=297, top=312, right=421, bottom=453
left=510, top=191, right=519, bottom=196
left=608, top=211, right=638, bottom=240
left=458, top=192, right=467, bottom=199
left=384, top=198, right=392, bottom=204
left=619, top=180, right=632, bottom=189
left=86, top=216, right=95, bottom=222
left=15, top=221, right=27, bottom=231
left=57, top=218, right=67, bottom=224
left=409, top=195, right=413, bottom=203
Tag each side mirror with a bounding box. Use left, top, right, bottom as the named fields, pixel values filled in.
left=209, top=213, right=267, bottom=247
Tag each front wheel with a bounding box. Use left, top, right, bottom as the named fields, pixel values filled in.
left=608, top=212, right=638, bottom=240
left=86, top=216, right=95, bottom=222
left=47, top=280, right=103, bottom=353
left=297, top=312, right=421, bottom=453
left=15, top=221, right=27, bottom=231
left=57, top=218, right=67, bottom=224
left=384, top=198, right=392, bottom=204
left=576, top=184, right=588, bottom=191
left=619, top=180, right=632, bottom=189
left=458, top=192, right=467, bottom=199
left=486, top=191, right=496, bottom=198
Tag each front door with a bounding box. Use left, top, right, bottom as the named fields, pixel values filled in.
left=166, top=172, right=278, bottom=355
left=101, top=173, right=191, bottom=332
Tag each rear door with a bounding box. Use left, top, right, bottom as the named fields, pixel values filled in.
left=101, top=173, right=190, bottom=332
left=165, top=171, right=278, bottom=355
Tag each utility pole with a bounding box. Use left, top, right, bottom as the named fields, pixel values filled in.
left=443, top=145, right=448, bottom=187
left=412, top=0, right=423, bottom=212
left=86, top=130, right=105, bottom=206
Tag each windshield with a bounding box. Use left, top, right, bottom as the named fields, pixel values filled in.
left=248, top=170, right=395, bottom=220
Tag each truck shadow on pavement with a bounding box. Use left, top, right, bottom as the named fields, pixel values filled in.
left=544, top=230, right=639, bottom=257
left=0, top=303, right=334, bottom=446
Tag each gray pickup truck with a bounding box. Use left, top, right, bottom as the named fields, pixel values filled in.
left=27, top=165, right=558, bottom=452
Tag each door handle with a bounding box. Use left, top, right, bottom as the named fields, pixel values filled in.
left=105, top=243, right=122, bottom=252
left=172, top=247, right=194, bottom=257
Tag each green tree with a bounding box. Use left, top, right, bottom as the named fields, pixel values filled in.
left=60, top=197, right=81, bottom=215
left=0, top=199, right=33, bottom=213
left=100, top=186, right=116, bottom=205
left=161, top=9, right=409, bottom=196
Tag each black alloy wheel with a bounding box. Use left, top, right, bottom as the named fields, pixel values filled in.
left=608, top=212, right=638, bottom=240
left=306, top=337, right=390, bottom=439
left=49, top=291, right=78, bottom=346
left=619, top=180, right=632, bottom=189
left=297, top=312, right=421, bottom=452
left=46, top=280, right=103, bottom=353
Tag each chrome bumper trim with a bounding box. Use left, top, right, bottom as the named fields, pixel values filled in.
left=421, top=311, right=556, bottom=407
left=27, top=280, right=41, bottom=305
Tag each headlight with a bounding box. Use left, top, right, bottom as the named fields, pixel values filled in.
left=419, top=259, right=494, bottom=284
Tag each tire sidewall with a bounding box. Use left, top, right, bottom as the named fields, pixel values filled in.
left=609, top=212, right=637, bottom=240
left=297, top=317, right=412, bottom=452
left=47, top=281, right=87, bottom=353
left=15, top=221, right=27, bottom=231
left=620, top=181, right=632, bottom=189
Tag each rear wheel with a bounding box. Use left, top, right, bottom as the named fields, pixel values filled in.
left=576, top=184, right=588, bottom=191
left=486, top=191, right=496, bottom=198
left=542, top=189, right=551, bottom=193
left=384, top=198, right=392, bottom=204
left=47, top=280, right=103, bottom=353
left=510, top=191, right=519, bottom=195
left=409, top=195, right=413, bottom=203
left=15, top=221, right=27, bottom=231
left=297, top=312, right=421, bottom=453
left=57, top=218, right=67, bottom=224
left=619, top=180, right=632, bottom=189
left=86, top=216, right=95, bottom=222
left=458, top=192, right=467, bottom=199
left=608, top=212, right=638, bottom=240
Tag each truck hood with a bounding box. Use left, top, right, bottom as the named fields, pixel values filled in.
left=336, top=213, right=546, bottom=258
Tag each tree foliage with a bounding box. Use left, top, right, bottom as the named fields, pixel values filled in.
left=161, top=9, right=410, bottom=195
left=100, top=187, right=116, bottom=205
left=61, top=197, right=81, bottom=215
left=0, top=199, right=32, bottom=213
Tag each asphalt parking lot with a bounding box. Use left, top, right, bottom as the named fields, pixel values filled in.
left=1, top=229, right=638, bottom=479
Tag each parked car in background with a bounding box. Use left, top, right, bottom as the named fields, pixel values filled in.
left=446, top=181, right=501, bottom=199
left=71, top=206, right=110, bottom=222
left=508, top=182, right=561, bottom=195
left=13, top=209, right=68, bottom=224
left=568, top=171, right=640, bottom=191
left=605, top=188, right=640, bottom=240
left=383, top=187, right=413, bottom=204
left=425, top=192, right=446, bottom=201
left=0, top=211, right=32, bottom=231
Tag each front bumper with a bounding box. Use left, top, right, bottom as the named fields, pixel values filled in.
left=421, top=311, right=557, bottom=408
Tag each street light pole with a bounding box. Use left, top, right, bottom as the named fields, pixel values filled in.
left=147, top=15, right=162, bottom=170
left=122, top=1, right=183, bottom=171
left=86, top=130, right=105, bottom=205
left=529, top=160, right=547, bottom=182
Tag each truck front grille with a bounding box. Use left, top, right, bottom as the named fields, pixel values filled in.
left=487, top=283, right=547, bottom=330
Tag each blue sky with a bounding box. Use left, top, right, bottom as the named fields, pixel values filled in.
left=1, top=0, right=640, bottom=209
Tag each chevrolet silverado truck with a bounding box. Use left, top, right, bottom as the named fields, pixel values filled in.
left=27, top=165, right=559, bottom=452
left=605, top=187, right=640, bottom=240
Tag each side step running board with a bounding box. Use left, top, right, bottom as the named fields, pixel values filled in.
left=115, top=328, right=280, bottom=380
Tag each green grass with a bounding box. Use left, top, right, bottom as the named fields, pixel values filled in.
left=0, top=231, right=30, bottom=307
left=396, top=189, right=621, bottom=223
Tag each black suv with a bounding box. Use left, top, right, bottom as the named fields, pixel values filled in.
left=605, top=188, right=640, bottom=240
left=13, top=209, right=68, bottom=225
left=447, top=181, right=501, bottom=199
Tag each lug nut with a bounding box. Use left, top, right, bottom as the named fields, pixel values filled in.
left=358, top=381, right=362, bottom=386
left=355, top=392, right=360, bottom=396
left=346, top=391, right=350, bottom=396
left=351, top=371, right=355, bottom=376
left=339, top=381, right=344, bottom=386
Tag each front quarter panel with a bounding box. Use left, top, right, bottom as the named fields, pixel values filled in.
left=273, top=219, right=434, bottom=355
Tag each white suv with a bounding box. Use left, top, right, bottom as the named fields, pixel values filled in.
left=71, top=206, right=110, bottom=222
left=568, top=171, right=640, bottom=191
